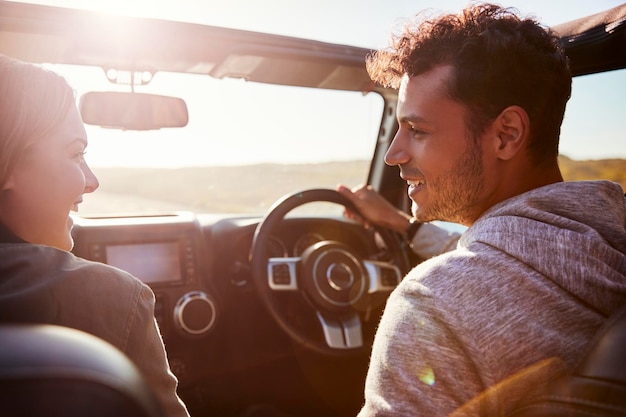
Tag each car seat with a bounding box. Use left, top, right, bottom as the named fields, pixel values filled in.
left=507, top=306, right=626, bottom=417
left=0, top=324, right=165, bottom=417
left=450, top=306, right=626, bottom=417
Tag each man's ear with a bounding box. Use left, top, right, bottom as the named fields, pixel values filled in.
left=493, top=105, right=529, bottom=161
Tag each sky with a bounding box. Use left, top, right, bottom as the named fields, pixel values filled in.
left=9, top=0, right=626, bottom=165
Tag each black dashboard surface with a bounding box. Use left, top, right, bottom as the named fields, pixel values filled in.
left=71, top=212, right=392, bottom=416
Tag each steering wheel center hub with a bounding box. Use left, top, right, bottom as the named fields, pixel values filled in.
left=301, top=241, right=366, bottom=312
left=327, top=262, right=354, bottom=290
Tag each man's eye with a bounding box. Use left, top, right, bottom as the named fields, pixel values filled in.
left=409, top=126, right=426, bottom=136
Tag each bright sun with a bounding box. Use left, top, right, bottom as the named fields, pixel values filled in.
left=8, top=0, right=197, bottom=24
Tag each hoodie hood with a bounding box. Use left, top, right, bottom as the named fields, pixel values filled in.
left=461, top=180, right=626, bottom=314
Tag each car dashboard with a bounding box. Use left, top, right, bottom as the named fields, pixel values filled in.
left=71, top=211, right=385, bottom=416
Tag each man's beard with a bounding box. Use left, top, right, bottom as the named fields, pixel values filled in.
left=414, top=140, right=485, bottom=225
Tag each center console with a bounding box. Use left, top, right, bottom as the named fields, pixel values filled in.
left=71, top=212, right=217, bottom=339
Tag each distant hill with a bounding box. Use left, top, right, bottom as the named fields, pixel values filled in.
left=558, top=156, right=626, bottom=186
left=82, top=158, right=626, bottom=215
left=85, top=161, right=369, bottom=214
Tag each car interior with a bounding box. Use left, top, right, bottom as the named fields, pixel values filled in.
left=0, top=1, right=624, bottom=416
left=0, top=324, right=166, bottom=417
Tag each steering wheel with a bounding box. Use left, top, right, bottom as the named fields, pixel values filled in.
left=251, top=189, right=410, bottom=356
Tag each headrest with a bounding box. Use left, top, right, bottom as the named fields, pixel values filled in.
left=0, top=324, right=164, bottom=417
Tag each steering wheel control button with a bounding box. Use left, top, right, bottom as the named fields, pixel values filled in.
left=268, top=258, right=298, bottom=290
left=273, top=264, right=291, bottom=284
left=381, top=267, right=400, bottom=286
left=364, top=261, right=402, bottom=292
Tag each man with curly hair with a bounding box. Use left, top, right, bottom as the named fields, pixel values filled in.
left=356, top=4, right=626, bottom=416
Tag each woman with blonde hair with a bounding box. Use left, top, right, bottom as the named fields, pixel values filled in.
left=0, top=54, right=189, bottom=417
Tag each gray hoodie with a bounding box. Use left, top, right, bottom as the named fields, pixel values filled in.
left=359, top=180, right=626, bottom=417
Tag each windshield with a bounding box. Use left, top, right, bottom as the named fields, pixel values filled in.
left=47, top=64, right=384, bottom=216
left=50, top=64, right=626, bottom=218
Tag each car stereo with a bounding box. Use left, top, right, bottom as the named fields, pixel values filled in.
left=104, top=241, right=181, bottom=284
left=88, top=237, right=196, bottom=286
left=71, top=213, right=201, bottom=288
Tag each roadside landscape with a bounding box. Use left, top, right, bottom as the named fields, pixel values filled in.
left=81, top=157, right=626, bottom=216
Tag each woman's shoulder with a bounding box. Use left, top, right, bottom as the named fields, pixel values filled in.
left=0, top=243, right=153, bottom=334
left=0, top=242, right=146, bottom=292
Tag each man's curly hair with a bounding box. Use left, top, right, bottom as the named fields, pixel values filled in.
left=367, top=3, right=571, bottom=165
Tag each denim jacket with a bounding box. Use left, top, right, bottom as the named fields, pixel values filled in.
left=0, top=223, right=189, bottom=417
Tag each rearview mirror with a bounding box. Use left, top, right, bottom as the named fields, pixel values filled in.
left=79, top=91, right=188, bottom=130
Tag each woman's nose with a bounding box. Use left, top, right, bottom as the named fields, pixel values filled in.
left=83, top=164, right=99, bottom=194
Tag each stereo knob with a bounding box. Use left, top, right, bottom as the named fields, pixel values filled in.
left=173, top=291, right=216, bottom=336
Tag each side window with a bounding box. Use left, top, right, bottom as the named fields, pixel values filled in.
left=559, top=69, right=626, bottom=189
